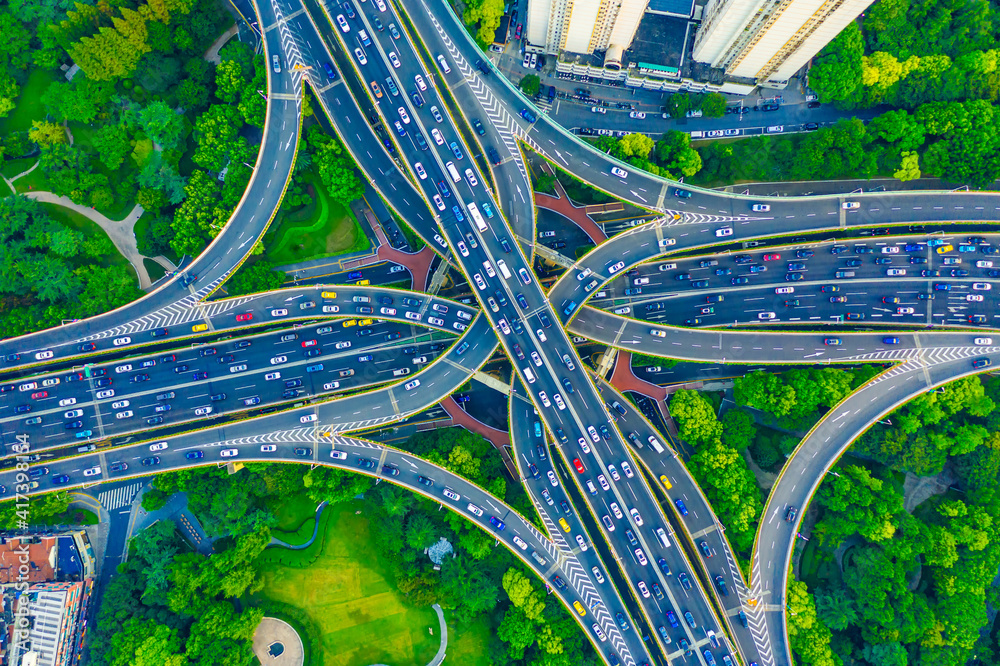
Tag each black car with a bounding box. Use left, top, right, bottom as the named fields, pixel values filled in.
left=599, top=425, right=610, bottom=440
left=65, top=421, right=83, bottom=429
left=199, top=347, right=217, bottom=356
left=192, top=372, right=207, bottom=381
left=79, top=343, right=96, bottom=352
left=472, top=118, right=485, bottom=135
left=53, top=475, right=71, bottom=485
left=161, top=354, right=176, bottom=363
left=285, top=379, right=303, bottom=388
left=357, top=458, right=376, bottom=470
left=110, top=461, right=128, bottom=472
left=417, top=475, right=433, bottom=487
left=305, top=348, right=321, bottom=357
left=131, top=373, right=149, bottom=383
left=294, top=448, right=312, bottom=457
left=281, top=390, right=300, bottom=399
left=715, top=575, right=729, bottom=596
left=217, top=354, right=235, bottom=364
left=147, top=416, right=164, bottom=425
left=142, top=457, right=160, bottom=466
left=174, top=364, right=189, bottom=373
left=379, top=296, right=393, bottom=305
left=538, top=313, right=552, bottom=328
left=382, top=464, right=400, bottom=476
left=210, top=393, right=226, bottom=401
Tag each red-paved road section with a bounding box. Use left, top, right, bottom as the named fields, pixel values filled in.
left=440, top=396, right=519, bottom=479
left=535, top=179, right=609, bottom=245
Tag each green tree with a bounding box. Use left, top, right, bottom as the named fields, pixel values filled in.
left=193, top=104, right=243, bottom=171
left=137, top=101, right=186, bottom=151
left=664, top=93, right=691, bottom=119
left=670, top=389, right=722, bottom=446
left=894, top=150, right=921, bottom=180
left=309, top=126, right=365, bottom=206
left=655, top=131, right=702, bottom=178
left=502, top=568, right=546, bottom=620
left=29, top=120, right=68, bottom=146
left=75, top=265, right=142, bottom=317
left=734, top=371, right=798, bottom=418
left=720, top=408, right=756, bottom=449
left=700, top=92, right=727, bottom=117
left=92, top=124, right=133, bottom=171
left=497, top=608, right=537, bottom=659
left=809, top=22, right=865, bottom=104
left=815, top=588, right=858, bottom=631
left=464, top=0, right=505, bottom=45
left=224, top=260, right=286, bottom=296
left=519, top=74, right=541, bottom=96
left=107, top=618, right=186, bottom=666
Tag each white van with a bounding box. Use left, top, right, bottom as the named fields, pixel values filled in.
left=496, top=259, right=512, bottom=279
left=523, top=367, right=536, bottom=384
left=445, top=161, right=461, bottom=183
left=655, top=527, right=671, bottom=548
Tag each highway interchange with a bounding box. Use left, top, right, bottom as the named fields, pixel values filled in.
left=3, top=0, right=1000, bottom=665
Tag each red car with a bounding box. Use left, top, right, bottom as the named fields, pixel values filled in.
left=302, top=340, right=318, bottom=347
left=573, top=458, right=585, bottom=473
left=236, top=313, right=253, bottom=322
left=515, top=23, right=522, bottom=38
left=763, top=253, right=781, bottom=261
left=30, top=391, right=47, bottom=400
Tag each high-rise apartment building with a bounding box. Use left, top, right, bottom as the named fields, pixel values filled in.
left=692, top=0, right=876, bottom=85
left=526, top=0, right=650, bottom=60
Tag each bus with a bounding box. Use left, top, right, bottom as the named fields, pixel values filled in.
left=467, top=202, right=488, bottom=231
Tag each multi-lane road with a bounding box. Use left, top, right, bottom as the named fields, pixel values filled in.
left=3, top=0, right=1000, bottom=665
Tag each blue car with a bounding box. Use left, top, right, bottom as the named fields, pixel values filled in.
left=185, top=451, right=204, bottom=460
left=674, top=499, right=688, bottom=516
left=452, top=205, right=464, bottom=222
left=489, top=516, right=505, bottom=530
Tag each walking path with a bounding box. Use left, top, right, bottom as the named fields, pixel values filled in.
left=204, top=24, right=239, bottom=65
left=23, top=192, right=155, bottom=287
left=535, top=177, right=609, bottom=245
left=269, top=501, right=328, bottom=549
left=426, top=604, right=448, bottom=666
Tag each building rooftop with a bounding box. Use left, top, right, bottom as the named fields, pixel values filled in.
left=0, top=537, right=55, bottom=586
left=626, top=14, right=689, bottom=75
left=646, top=0, right=696, bottom=17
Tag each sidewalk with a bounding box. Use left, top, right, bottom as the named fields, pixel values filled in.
left=439, top=396, right=519, bottom=479
left=204, top=24, right=238, bottom=65
left=535, top=175, right=609, bottom=245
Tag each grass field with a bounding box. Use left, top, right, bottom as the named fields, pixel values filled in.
left=144, top=258, right=167, bottom=282
left=0, top=69, right=59, bottom=136
left=255, top=502, right=443, bottom=666
left=1, top=156, right=38, bottom=180
left=39, top=202, right=131, bottom=271
left=265, top=172, right=370, bottom=265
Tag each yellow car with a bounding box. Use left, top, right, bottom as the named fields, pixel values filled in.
left=321, top=291, right=338, bottom=299
left=358, top=318, right=374, bottom=326
left=357, top=279, right=370, bottom=286
left=558, top=518, right=570, bottom=533
left=342, top=320, right=357, bottom=328
left=572, top=601, right=586, bottom=616
left=660, top=475, right=673, bottom=489
left=936, top=244, right=954, bottom=254
left=192, top=323, right=208, bottom=332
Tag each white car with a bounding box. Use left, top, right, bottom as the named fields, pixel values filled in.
left=482, top=261, right=496, bottom=278
left=577, top=268, right=593, bottom=281
left=591, top=566, right=605, bottom=583
left=881, top=246, right=900, bottom=254
left=466, top=503, right=484, bottom=517
left=554, top=394, right=566, bottom=410
left=194, top=406, right=212, bottom=416
left=530, top=351, right=542, bottom=367
left=265, top=372, right=281, bottom=380
left=271, top=309, right=288, bottom=317
left=621, top=462, right=634, bottom=478
left=432, top=194, right=445, bottom=211
left=473, top=273, right=487, bottom=290
left=375, top=0, right=386, bottom=10
left=629, top=111, right=646, bottom=119
left=887, top=269, right=906, bottom=276
left=336, top=14, right=350, bottom=32
left=650, top=329, right=666, bottom=338
left=301, top=414, right=318, bottom=423
left=547, top=470, right=558, bottom=487
left=354, top=48, right=367, bottom=65
left=220, top=449, right=239, bottom=458
left=414, top=74, right=427, bottom=91
left=322, top=305, right=339, bottom=313
left=464, top=169, right=478, bottom=187
left=150, top=442, right=169, bottom=452
left=427, top=316, right=444, bottom=326
left=65, top=410, right=83, bottom=418
left=412, top=356, right=428, bottom=364
left=975, top=338, right=993, bottom=345
left=113, top=337, right=131, bottom=346
left=967, top=294, right=984, bottom=302
left=629, top=507, right=643, bottom=526
left=431, top=128, right=444, bottom=145
left=611, top=166, right=628, bottom=178
left=83, top=466, right=101, bottom=477
left=436, top=54, right=450, bottom=73
left=388, top=52, right=400, bottom=68
left=536, top=328, right=547, bottom=342
left=414, top=162, right=427, bottom=179
left=59, top=398, right=77, bottom=407
left=842, top=201, right=860, bottom=209
left=608, top=465, right=620, bottom=481
left=323, top=381, right=341, bottom=390
left=34, top=350, right=53, bottom=360
left=398, top=107, right=410, bottom=124
left=578, top=438, right=591, bottom=454
left=977, top=260, right=994, bottom=268
left=758, top=312, right=776, bottom=320
left=261, top=445, right=277, bottom=452
left=335, top=341, right=351, bottom=350
left=597, top=474, right=610, bottom=490
left=115, top=410, right=133, bottom=419
left=381, top=307, right=397, bottom=315
left=613, top=306, right=631, bottom=315
left=634, top=548, right=647, bottom=565
left=898, top=307, right=915, bottom=314
left=592, top=106, right=607, bottom=114
left=973, top=282, right=992, bottom=290
left=331, top=450, right=348, bottom=460
left=404, top=379, right=420, bottom=390
left=751, top=204, right=770, bottom=212
left=608, top=261, right=625, bottom=275
left=775, top=286, right=794, bottom=294
left=587, top=426, right=600, bottom=443
left=270, top=356, right=288, bottom=365
left=513, top=536, right=528, bottom=551
left=41, top=378, right=59, bottom=388
left=638, top=580, right=650, bottom=598
left=115, top=364, right=132, bottom=374
left=538, top=391, right=551, bottom=408
left=610, top=502, right=623, bottom=519
left=575, top=534, right=588, bottom=551
left=96, top=389, right=115, bottom=399
left=715, top=227, right=734, bottom=237
left=457, top=241, right=469, bottom=257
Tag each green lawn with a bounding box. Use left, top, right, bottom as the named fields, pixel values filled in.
left=144, top=258, right=166, bottom=283
left=39, top=202, right=131, bottom=271
left=264, top=172, right=370, bottom=265
left=0, top=68, right=60, bottom=136
left=254, top=502, right=448, bottom=666
left=1, top=157, right=38, bottom=180
left=269, top=492, right=321, bottom=531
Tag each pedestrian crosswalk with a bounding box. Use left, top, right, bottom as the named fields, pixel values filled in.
left=98, top=481, right=144, bottom=511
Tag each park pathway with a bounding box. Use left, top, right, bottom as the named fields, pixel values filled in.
left=22, top=192, right=158, bottom=288
left=268, top=501, right=328, bottom=549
